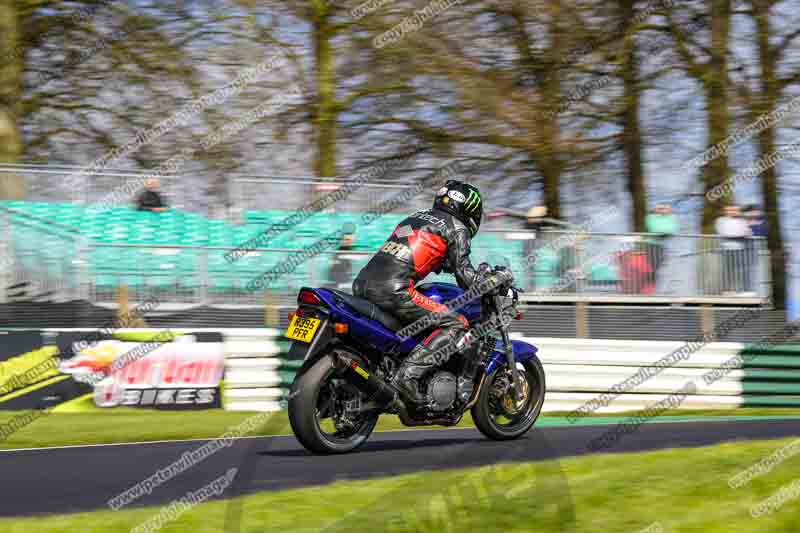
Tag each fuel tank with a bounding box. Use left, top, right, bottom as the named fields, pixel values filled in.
left=415, top=282, right=482, bottom=323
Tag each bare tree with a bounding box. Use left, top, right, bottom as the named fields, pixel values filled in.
left=730, top=0, right=800, bottom=310
left=665, top=0, right=733, bottom=233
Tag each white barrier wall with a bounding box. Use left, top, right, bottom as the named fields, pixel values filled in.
left=40, top=328, right=800, bottom=413
left=222, top=329, right=290, bottom=412
left=220, top=330, right=800, bottom=413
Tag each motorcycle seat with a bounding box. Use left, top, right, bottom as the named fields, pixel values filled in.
left=330, top=289, right=402, bottom=332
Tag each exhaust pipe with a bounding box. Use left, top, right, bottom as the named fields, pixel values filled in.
left=396, top=403, right=461, bottom=427
left=335, top=355, right=397, bottom=408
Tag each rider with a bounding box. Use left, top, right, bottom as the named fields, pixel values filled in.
left=353, top=179, right=484, bottom=406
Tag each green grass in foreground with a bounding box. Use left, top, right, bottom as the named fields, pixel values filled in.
left=2, top=404, right=800, bottom=450
left=2, top=436, right=800, bottom=532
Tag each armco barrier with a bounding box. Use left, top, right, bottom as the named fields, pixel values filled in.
left=219, top=331, right=800, bottom=413
left=30, top=328, right=800, bottom=413
left=518, top=336, right=800, bottom=412
left=221, top=329, right=295, bottom=412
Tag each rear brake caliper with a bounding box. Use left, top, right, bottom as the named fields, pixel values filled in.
left=332, top=384, right=362, bottom=432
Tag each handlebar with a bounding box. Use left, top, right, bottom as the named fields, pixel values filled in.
left=475, top=264, right=524, bottom=320
left=478, top=264, right=520, bottom=298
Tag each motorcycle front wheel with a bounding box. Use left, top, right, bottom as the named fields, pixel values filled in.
left=471, top=356, right=545, bottom=440
left=288, top=353, right=379, bottom=454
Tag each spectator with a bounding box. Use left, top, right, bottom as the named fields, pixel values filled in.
left=556, top=231, right=583, bottom=293
left=618, top=248, right=654, bottom=295
left=743, top=204, right=768, bottom=294
left=644, top=203, right=679, bottom=289
left=136, top=178, right=168, bottom=212
left=715, top=204, right=751, bottom=295
left=328, top=232, right=356, bottom=290
left=743, top=205, right=768, bottom=237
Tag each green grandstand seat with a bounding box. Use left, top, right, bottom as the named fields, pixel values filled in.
left=145, top=273, right=177, bottom=289
left=118, top=274, right=143, bottom=288
left=7, top=202, right=551, bottom=293
left=209, top=277, right=235, bottom=292
left=590, top=263, right=619, bottom=282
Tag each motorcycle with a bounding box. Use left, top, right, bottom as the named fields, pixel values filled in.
left=285, top=265, right=545, bottom=454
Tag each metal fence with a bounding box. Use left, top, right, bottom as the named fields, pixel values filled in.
left=0, top=207, right=772, bottom=306
left=0, top=207, right=89, bottom=303
left=83, top=243, right=376, bottom=305
left=0, top=165, right=432, bottom=219
left=231, top=177, right=430, bottom=218
left=0, top=164, right=182, bottom=209
left=504, top=229, right=770, bottom=304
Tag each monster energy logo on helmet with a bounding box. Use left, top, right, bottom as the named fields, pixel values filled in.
left=433, top=180, right=483, bottom=236
left=465, top=189, right=482, bottom=213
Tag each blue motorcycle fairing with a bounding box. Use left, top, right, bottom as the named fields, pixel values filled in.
left=485, top=339, right=539, bottom=375
left=313, top=288, right=420, bottom=355
left=413, top=282, right=482, bottom=324
left=306, top=284, right=498, bottom=358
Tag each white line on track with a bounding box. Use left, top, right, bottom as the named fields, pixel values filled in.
left=0, top=433, right=288, bottom=453
left=0, top=427, right=472, bottom=453
left=2, top=416, right=797, bottom=453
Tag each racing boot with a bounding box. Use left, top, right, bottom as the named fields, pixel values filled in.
left=392, top=328, right=460, bottom=405
left=457, top=340, right=481, bottom=403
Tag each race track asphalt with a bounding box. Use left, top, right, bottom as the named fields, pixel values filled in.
left=0, top=418, right=799, bottom=517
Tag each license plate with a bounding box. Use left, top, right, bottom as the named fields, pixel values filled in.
left=285, top=316, right=321, bottom=343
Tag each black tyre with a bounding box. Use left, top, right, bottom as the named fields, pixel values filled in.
left=288, top=353, right=378, bottom=454
left=471, top=356, right=545, bottom=440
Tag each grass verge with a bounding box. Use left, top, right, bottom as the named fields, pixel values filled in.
left=2, top=436, right=800, bottom=532
left=1, top=406, right=800, bottom=450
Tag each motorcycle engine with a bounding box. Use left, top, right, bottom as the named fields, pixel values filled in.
left=425, top=371, right=458, bottom=411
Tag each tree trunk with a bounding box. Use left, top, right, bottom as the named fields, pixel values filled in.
left=620, top=0, right=646, bottom=232
left=759, top=130, right=787, bottom=309
left=540, top=1, right=564, bottom=220
left=507, top=2, right=562, bottom=218
left=701, top=0, right=732, bottom=233
left=312, top=6, right=337, bottom=179
left=0, top=3, right=24, bottom=199
left=752, top=0, right=787, bottom=309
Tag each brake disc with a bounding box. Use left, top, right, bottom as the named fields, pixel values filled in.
left=490, top=369, right=530, bottom=416
left=501, top=373, right=530, bottom=415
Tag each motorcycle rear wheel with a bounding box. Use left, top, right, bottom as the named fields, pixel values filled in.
left=288, top=353, right=379, bottom=454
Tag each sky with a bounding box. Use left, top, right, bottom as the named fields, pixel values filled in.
left=10, top=0, right=800, bottom=311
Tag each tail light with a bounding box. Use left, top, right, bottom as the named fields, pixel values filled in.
left=298, top=290, right=321, bottom=305
left=290, top=308, right=313, bottom=319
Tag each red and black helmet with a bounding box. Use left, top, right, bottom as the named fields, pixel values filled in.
left=433, top=180, right=483, bottom=237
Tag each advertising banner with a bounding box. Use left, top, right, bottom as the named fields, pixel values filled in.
left=0, top=331, right=45, bottom=362
left=59, top=334, right=224, bottom=409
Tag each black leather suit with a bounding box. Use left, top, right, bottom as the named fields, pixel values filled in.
left=353, top=208, right=479, bottom=404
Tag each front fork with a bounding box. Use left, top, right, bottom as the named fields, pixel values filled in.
left=495, top=296, right=523, bottom=401
left=499, top=327, right=523, bottom=401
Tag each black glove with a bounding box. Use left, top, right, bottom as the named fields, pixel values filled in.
left=492, top=265, right=515, bottom=286
left=473, top=264, right=506, bottom=296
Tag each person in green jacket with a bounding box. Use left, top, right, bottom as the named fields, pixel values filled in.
left=644, top=203, right=679, bottom=289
